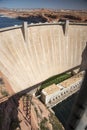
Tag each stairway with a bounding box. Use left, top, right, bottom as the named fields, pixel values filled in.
left=22, top=94, right=32, bottom=125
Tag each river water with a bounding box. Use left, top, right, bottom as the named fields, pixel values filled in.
left=52, top=92, right=78, bottom=127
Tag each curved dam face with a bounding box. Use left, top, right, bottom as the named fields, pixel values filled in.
left=0, top=23, right=87, bottom=93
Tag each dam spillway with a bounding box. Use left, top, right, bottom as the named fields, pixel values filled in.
left=0, top=22, right=87, bottom=93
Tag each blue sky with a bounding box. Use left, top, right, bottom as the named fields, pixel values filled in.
left=0, top=0, right=87, bottom=10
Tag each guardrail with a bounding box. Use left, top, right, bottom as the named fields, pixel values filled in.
left=0, top=21, right=87, bottom=32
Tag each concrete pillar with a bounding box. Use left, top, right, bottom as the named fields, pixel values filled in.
left=65, top=20, right=69, bottom=36
left=22, top=22, right=28, bottom=43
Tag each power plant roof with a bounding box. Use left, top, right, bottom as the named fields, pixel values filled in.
left=42, top=84, right=60, bottom=95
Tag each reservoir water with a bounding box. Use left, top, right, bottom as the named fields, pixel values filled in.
left=0, top=15, right=25, bottom=28
left=0, top=15, right=46, bottom=28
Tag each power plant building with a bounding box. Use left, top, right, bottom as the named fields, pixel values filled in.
left=41, top=72, right=84, bottom=107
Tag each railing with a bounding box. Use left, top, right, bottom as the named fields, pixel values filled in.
left=0, top=21, right=87, bottom=32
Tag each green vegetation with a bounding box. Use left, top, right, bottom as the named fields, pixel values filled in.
left=34, top=107, right=41, bottom=118
left=1, top=90, right=9, bottom=96
left=39, top=117, right=49, bottom=130
left=40, top=73, right=71, bottom=90
left=49, top=113, right=64, bottom=130
left=39, top=113, right=64, bottom=130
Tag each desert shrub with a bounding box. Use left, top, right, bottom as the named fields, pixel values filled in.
left=40, top=117, right=48, bottom=130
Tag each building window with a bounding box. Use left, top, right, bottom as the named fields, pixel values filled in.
left=61, top=93, right=63, bottom=95
left=48, top=100, right=51, bottom=103
left=77, top=83, right=79, bottom=85
left=66, top=90, right=68, bottom=93
left=73, top=85, right=76, bottom=88
left=57, top=96, right=59, bottom=99
left=64, top=91, right=66, bottom=94
left=53, top=98, right=55, bottom=101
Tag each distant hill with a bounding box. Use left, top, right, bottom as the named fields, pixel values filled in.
left=0, top=8, right=87, bottom=23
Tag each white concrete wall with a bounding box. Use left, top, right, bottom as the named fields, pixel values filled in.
left=42, top=80, right=82, bottom=105
left=0, top=24, right=87, bottom=93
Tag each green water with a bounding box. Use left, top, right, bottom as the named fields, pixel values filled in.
left=52, top=92, right=78, bottom=127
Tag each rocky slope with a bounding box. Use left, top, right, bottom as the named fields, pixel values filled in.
left=0, top=94, right=64, bottom=130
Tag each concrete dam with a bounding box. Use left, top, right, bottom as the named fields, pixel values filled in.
left=0, top=22, right=87, bottom=93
